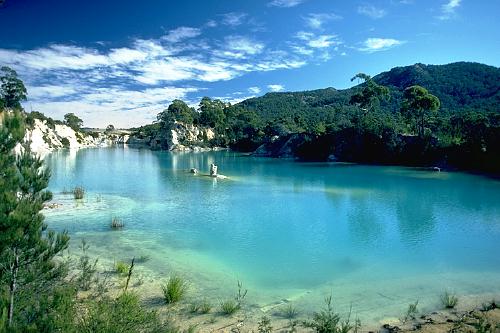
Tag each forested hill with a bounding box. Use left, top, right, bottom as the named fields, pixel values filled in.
left=373, top=62, right=500, bottom=113
left=238, top=62, right=500, bottom=121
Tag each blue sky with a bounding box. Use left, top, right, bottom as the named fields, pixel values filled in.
left=0, top=0, right=498, bottom=128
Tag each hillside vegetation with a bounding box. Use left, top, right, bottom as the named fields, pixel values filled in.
left=132, top=62, right=500, bottom=174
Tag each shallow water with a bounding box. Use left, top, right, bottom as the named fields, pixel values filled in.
left=44, top=147, right=500, bottom=324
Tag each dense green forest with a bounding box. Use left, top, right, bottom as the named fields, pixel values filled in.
left=133, top=62, right=500, bottom=174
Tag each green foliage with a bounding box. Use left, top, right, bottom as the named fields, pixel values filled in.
left=189, top=299, right=212, bottom=314
left=158, top=99, right=197, bottom=125
left=61, top=137, right=70, bottom=148
left=349, top=73, right=390, bottom=113
left=303, top=295, right=358, bottom=333
left=400, top=300, right=419, bottom=324
left=105, top=124, right=115, bottom=133
left=402, top=85, right=440, bottom=137
left=0, top=110, right=70, bottom=330
left=258, top=316, right=273, bottom=333
left=219, top=299, right=240, bottom=315
left=161, top=275, right=187, bottom=304
left=218, top=280, right=247, bottom=316
left=281, top=303, right=299, bottom=319
left=73, top=186, right=85, bottom=199
left=76, top=239, right=98, bottom=291
left=25, top=111, right=57, bottom=129
left=115, top=261, right=130, bottom=276
left=198, top=97, right=226, bottom=129
left=64, top=112, right=83, bottom=131
left=0, top=66, right=27, bottom=109
left=441, top=291, right=458, bottom=309
left=77, top=292, right=170, bottom=333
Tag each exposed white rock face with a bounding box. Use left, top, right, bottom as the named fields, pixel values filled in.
left=20, top=119, right=116, bottom=157
left=165, top=122, right=215, bottom=151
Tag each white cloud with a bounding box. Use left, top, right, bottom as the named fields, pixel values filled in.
left=27, top=86, right=199, bottom=128
left=359, top=38, right=404, bottom=52
left=248, top=86, right=261, bottom=94
left=438, top=0, right=461, bottom=20
left=268, top=84, right=285, bottom=92
left=268, top=0, right=305, bottom=8
left=2, top=15, right=337, bottom=127
left=224, top=36, right=265, bottom=58
left=304, top=13, right=342, bottom=29
left=296, top=31, right=341, bottom=48
left=162, top=27, right=201, bottom=43
left=357, top=4, right=387, bottom=19
left=221, top=12, right=247, bottom=26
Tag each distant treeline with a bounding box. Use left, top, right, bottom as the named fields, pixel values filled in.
left=131, top=62, right=500, bottom=174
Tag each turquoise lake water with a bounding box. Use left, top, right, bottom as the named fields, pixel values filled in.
left=44, top=147, right=500, bottom=324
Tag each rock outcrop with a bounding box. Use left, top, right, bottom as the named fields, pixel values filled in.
left=127, top=122, right=217, bottom=151
left=20, top=118, right=118, bottom=157
left=253, top=133, right=308, bottom=158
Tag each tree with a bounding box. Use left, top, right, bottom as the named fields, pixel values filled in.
left=0, top=67, right=27, bottom=109
left=198, top=97, right=226, bottom=129
left=163, top=99, right=196, bottom=124
left=401, top=85, right=440, bottom=137
left=105, top=124, right=115, bottom=133
left=64, top=113, right=83, bottom=131
left=0, top=111, right=70, bottom=329
left=349, top=73, right=389, bottom=114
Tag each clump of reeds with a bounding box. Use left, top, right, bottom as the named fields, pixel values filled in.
left=110, top=217, right=124, bottom=230
left=73, top=186, right=85, bottom=199
left=441, top=291, right=459, bottom=309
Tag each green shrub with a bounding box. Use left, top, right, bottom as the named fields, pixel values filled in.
left=73, top=186, right=85, bottom=199
left=76, top=239, right=98, bottom=291
left=161, top=275, right=187, bottom=304
left=441, top=291, right=458, bottom=309
left=303, top=295, right=358, bottom=333
left=115, top=261, right=130, bottom=276
left=77, top=292, right=174, bottom=333
left=61, top=137, right=70, bottom=148
left=219, top=299, right=240, bottom=316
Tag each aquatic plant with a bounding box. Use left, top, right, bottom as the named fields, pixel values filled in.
left=219, top=299, right=240, bottom=315
left=258, top=316, right=273, bottom=333
left=441, top=291, right=458, bottom=309
left=188, top=303, right=200, bottom=314
left=400, top=300, right=419, bottom=324
left=73, top=186, right=85, bottom=199
left=303, top=295, right=358, bottom=333
left=281, top=303, right=298, bottom=319
left=115, top=261, right=130, bottom=276
left=110, top=217, right=125, bottom=230
left=481, top=300, right=497, bottom=311
left=199, top=299, right=212, bottom=314
left=235, top=280, right=247, bottom=304
left=136, top=254, right=151, bottom=263
left=161, top=274, right=187, bottom=304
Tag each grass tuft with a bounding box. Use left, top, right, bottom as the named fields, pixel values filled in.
left=161, top=274, right=187, bottom=304
left=219, top=299, right=240, bottom=316
left=281, top=303, right=298, bottom=319
left=441, top=291, right=459, bottom=309
left=115, top=261, right=130, bottom=276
